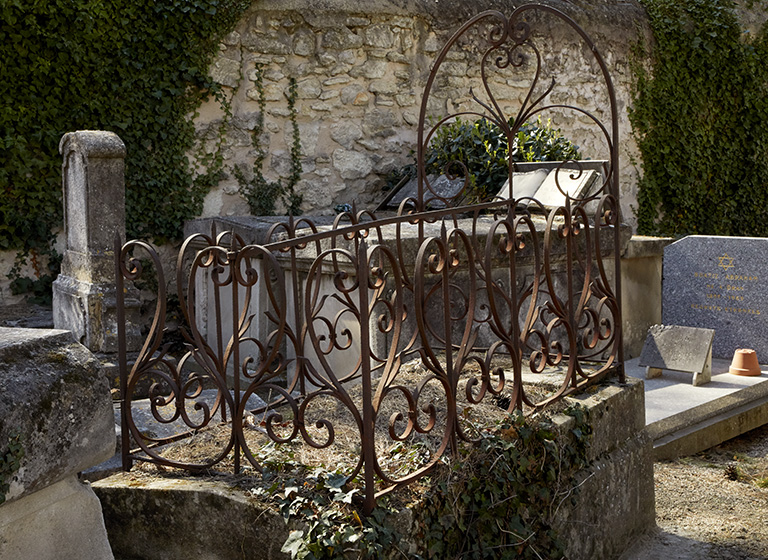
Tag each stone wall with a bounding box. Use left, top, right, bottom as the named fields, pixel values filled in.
left=197, top=0, right=651, bottom=230
left=1, top=1, right=653, bottom=308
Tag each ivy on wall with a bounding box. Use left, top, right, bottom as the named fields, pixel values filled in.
left=631, top=0, right=768, bottom=236
left=236, top=66, right=304, bottom=217
left=0, top=0, right=251, bottom=259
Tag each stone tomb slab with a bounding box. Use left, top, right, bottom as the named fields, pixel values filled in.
left=386, top=174, right=465, bottom=209
left=663, top=235, right=768, bottom=362
left=639, top=324, right=714, bottom=386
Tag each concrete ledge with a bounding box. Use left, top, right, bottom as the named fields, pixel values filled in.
left=94, top=476, right=292, bottom=560
left=653, top=393, right=768, bottom=460
left=625, top=357, right=768, bottom=460
left=0, top=476, right=113, bottom=560
left=646, top=374, right=768, bottom=442
left=561, top=377, right=646, bottom=462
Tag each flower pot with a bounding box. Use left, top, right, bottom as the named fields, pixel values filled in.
left=728, top=348, right=762, bottom=376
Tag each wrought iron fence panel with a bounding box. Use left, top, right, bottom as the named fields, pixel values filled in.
left=117, top=6, right=623, bottom=514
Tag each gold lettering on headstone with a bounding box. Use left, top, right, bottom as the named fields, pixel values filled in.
left=689, top=253, right=762, bottom=316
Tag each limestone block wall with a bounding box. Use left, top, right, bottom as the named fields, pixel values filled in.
left=196, top=0, right=652, bottom=230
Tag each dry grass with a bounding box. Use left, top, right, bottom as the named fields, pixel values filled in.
left=128, top=355, right=585, bottom=488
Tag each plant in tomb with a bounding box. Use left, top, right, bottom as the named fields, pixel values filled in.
left=237, top=66, right=303, bottom=217
left=249, top=405, right=592, bottom=559
left=421, top=116, right=581, bottom=200
left=412, top=405, right=592, bottom=559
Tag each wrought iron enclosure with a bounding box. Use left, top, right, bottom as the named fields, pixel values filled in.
left=117, top=6, right=624, bottom=514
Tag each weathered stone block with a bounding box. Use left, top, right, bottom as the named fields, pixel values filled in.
left=210, top=55, right=241, bottom=88
left=330, top=122, right=363, bottom=148
left=554, top=429, right=655, bottom=560
left=362, top=108, right=398, bottom=137
left=340, top=84, right=363, bottom=104
left=559, top=377, right=647, bottom=462
left=292, top=28, right=316, bottom=56
left=0, top=477, right=114, bottom=560
left=0, top=328, right=114, bottom=504
left=95, top=477, right=292, bottom=560
left=323, top=76, right=350, bottom=86
left=0, top=328, right=115, bottom=559
left=365, top=24, right=395, bottom=48
left=52, top=276, right=134, bottom=353
left=332, top=148, right=374, bottom=179
left=349, top=60, right=387, bottom=79
left=369, top=79, right=399, bottom=95
left=321, top=27, right=363, bottom=50
left=242, top=32, right=291, bottom=54
left=345, top=16, right=370, bottom=27
left=295, top=76, right=322, bottom=99
left=352, top=91, right=371, bottom=106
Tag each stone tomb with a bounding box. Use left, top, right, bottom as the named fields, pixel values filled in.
left=663, top=235, right=768, bottom=363
left=383, top=174, right=465, bottom=209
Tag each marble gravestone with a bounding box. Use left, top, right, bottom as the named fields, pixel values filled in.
left=663, top=235, right=768, bottom=363
left=639, top=324, right=714, bottom=386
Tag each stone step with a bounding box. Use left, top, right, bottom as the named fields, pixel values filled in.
left=651, top=392, right=768, bottom=460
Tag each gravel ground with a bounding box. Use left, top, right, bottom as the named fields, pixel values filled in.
left=622, top=424, right=768, bottom=560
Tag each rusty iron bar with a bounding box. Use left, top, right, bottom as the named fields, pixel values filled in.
left=116, top=6, right=623, bottom=515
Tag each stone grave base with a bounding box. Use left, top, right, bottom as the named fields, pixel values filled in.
left=93, top=378, right=654, bottom=560
left=0, top=476, right=113, bottom=560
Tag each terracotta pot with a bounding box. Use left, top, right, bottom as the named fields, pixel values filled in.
left=729, top=348, right=762, bottom=376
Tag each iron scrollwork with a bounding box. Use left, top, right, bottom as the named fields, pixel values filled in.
left=117, top=6, right=623, bottom=515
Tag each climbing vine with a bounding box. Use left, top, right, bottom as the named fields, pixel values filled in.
left=254, top=406, right=592, bottom=559
left=237, top=66, right=303, bottom=216
left=631, top=0, right=768, bottom=236
left=0, top=0, right=251, bottom=294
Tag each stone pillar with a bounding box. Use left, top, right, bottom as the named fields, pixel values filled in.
left=53, top=131, right=141, bottom=352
